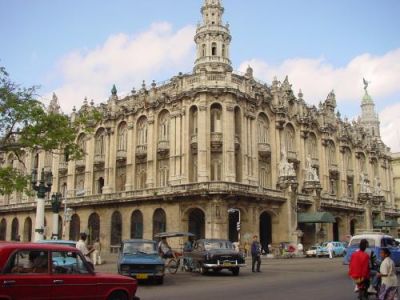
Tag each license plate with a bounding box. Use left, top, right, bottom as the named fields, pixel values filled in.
left=136, top=274, right=149, bottom=279
left=223, top=262, right=232, bottom=266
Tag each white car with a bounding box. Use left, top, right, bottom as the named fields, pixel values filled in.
left=306, top=245, right=320, bottom=257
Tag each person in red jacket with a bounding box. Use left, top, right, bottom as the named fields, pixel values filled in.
left=349, top=239, right=370, bottom=292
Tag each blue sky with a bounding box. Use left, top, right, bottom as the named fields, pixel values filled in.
left=1, top=0, right=399, bottom=150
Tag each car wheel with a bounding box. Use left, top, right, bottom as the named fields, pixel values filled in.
left=108, top=291, right=128, bottom=300
left=199, top=264, right=208, bottom=275
left=166, top=259, right=179, bottom=274
left=156, top=277, right=164, bottom=285
left=231, top=267, right=240, bottom=276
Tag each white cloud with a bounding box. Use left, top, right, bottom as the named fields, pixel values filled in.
left=47, top=22, right=195, bottom=112
left=238, top=49, right=400, bottom=106
left=380, top=103, right=400, bottom=153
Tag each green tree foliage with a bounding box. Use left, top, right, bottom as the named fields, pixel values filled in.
left=0, top=66, right=100, bottom=195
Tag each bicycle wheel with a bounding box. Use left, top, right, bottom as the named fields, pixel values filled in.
left=166, top=259, right=179, bottom=274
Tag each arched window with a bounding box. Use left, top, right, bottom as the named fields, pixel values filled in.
left=153, top=209, right=166, bottom=238
left=88, top=213, right=100, bottom=245
left=211, top=159, right=222, bottom=181
left=117, top=122, right=128, bottom=152
left=77, top=134, right=86, bottom=154
left=359, top=153, right=366, bottom=174
left=94, top=128, right=106, bottom=157
left=344, top=148, right=353, bottom=171
left=110, top=211, right=122, bottom=246
left=307, top=133, right=318, bottom=160
left=69, top=214, right=80, bottom=241
left=158, top=111, right=170, bottom=141
left=23, top=217, right=32, bottom=242
left=257, top=114, right=269, bottom=143
left=131, top=210, right=143, bottom=239
left=0, top=219, right=7, bottom=240
left=284, top=125, right=295, bottom=153
left=137, top=117, right=148, bottom=145
left=11, top=218, right=19, bottom=241
left=202, top=44, right=206, bottom=57
left=327, top=141, right=336, bottom=166
left=211, top=42, right=217, bottom=56
left=158, top=160, right=169, bottom=187
left=210, top=104, right=222, bottom=133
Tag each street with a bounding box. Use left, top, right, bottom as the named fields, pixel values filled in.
left=97, top=257, right=359, bottom=300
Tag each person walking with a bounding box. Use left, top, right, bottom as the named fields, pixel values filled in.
left=327, top=241, right=334, bottom=259
left=349, top=239, right=370, bottom=297
left=251, top=235, right=262, bottom=273
left=377, top=248, right=398, bottom=300
left=92, top=238, right=102, bottom=266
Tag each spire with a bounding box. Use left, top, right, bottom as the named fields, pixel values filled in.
left=360, top=78, right=380, bottom=137
left=194, top=0, right=232, bottom=73
left=48, top=92, right=61, bottom=113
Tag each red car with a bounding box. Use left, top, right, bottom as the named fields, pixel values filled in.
left=0, top=242, right=139, bottom=300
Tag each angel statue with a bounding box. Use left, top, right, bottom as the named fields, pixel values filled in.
left=363, top=78, right=369, bottom=92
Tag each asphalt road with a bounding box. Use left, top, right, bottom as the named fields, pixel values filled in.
left=97, top=257, right=361, bottom=300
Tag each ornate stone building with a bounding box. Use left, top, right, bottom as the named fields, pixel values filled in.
left=0, top=0, right=398, bottom=251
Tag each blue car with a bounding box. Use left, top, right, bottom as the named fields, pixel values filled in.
left=36, top=239, right=78, bottom=266
left=317, top=241, right=346, bottom=257
left=344, top=233, right=400, bottom=267
left=118, top=239, right=165, bottom=284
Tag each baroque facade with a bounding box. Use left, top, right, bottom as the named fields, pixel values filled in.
left=0, top=0, right=398, bottom=252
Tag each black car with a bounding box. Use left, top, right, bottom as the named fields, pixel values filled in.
left=185, top=239, right=245, bottom=275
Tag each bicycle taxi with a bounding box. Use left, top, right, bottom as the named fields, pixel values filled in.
left=154, top=231, right=195, bottom=274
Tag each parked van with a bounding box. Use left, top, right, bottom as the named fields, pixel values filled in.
left=343, top=232, right=400, bottom=267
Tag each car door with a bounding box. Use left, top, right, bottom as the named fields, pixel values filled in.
left=51, top=250, right=98, bottom=300
left=0, top=249, right=53, bottom=300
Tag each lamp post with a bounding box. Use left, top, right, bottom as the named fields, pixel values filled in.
left=62, top=201, right=73, bottom=240
left=228, top=208, right=241, bottom=242
left=51, top=192, right=62, bottom=240
left=31, top=168, right=53, bottom=241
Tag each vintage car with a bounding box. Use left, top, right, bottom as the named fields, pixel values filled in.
left=185, top=239, right=245, bottom=275
left=36, top=239, right=77, bottom=248
left=344, top=233, right=400, bottom=266
left=305, top=245, right=322, bottom=257
left=0, top=242, right=139, bottom=300
left=317, top=241, right=346, bottom=257
left=118, top=239, right=164, bottom=284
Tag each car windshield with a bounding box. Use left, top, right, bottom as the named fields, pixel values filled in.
left=204, top=241, right=233, bottom=250
left=123, top=242, right=157, bottom=255
left=349, top=238, right=375, bottom=247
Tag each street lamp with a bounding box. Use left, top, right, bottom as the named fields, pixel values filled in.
left=62, top=200, right=73, bottom=240
left=31, top=168, right=53, bottom=241
left=51, top=192, right=62, bottom=240
left=228, top=208, right=241, bottom=242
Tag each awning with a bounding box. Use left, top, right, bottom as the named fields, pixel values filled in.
left=373, top=219, right=399, bottom=228
left=298, top=212, right=336, bottom=224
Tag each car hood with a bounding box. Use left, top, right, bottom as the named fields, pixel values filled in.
left=206, top=249, right=241, bottom=256
left=94, top=272, right=137, bottom=284
left=119, top=254, right=163, bottom=265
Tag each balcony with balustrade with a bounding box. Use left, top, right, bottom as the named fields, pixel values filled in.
left=136, top=145, right=147, bottom=159
left=258, top=142, right=271, bottom=157
left=157, top=140, right=170, bottom=155
left=210, top=132, right=223, bottom=152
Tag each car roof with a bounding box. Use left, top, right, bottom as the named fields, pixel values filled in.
left=122, top=239, right=155, bottom=243
left=349, top=234, right=393, bottom=244
left=197, top=239, right=231, bottom=243
left=0, top=242, right=79, bottom=252
left=36, top=240, right=76, bottom=245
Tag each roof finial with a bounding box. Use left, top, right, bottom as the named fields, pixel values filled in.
left=363, top=78, right=369, bottom=93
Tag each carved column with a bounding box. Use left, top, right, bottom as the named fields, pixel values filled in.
left=102, top=129, right=112, bottom=194
left=223, top=103, right=235, bottom=182
left=84, top=135, right=94, bottom=195
left=146, top=114, right=155, bottom=188
left=197, top=100, right=209, bottom=182
left=124, top=119, right=134, bottom=191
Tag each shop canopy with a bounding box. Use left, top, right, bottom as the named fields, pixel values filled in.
left=298, top=212, right=336, bottom=224
left=373, top=219, right=399, bottom=228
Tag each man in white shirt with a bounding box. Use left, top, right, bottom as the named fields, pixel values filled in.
left=76, top=233, right=95, bottom=267
left=327, top=242, right=334, bottom=259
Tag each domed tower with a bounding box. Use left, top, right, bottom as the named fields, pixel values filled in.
left=360, top=79, right=380, bottom=137
left=194, top=0, right=232, bottom=73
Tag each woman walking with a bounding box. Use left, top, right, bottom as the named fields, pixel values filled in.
left=377, top=248, right=398, bottom=300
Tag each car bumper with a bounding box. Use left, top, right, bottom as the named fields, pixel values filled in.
left=120, top=272, right=164, bottom=280
left=203, top=263, right=246, bottom=268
